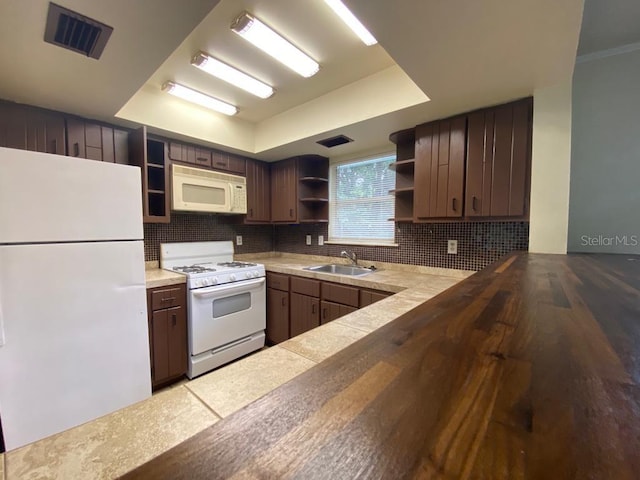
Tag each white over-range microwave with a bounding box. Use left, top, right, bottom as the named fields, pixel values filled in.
left=172, top=164, right=247, bottom=214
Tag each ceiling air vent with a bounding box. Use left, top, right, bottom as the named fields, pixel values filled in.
left=316, top=134, right=354, bottom=148
left=44, top=3, right=113, bottom=59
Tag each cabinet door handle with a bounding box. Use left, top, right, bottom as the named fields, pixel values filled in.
left=171, top=313, right=177, bottom=327
left=281, top=297, right=285, bottom=307
left=249, top=208, right=253, bottom=217
left=73, top=142, right=80, bottom=157
left=472, top=196, right=478, bottom=211
left=51, top=139, right=57, bottom=154
left=289, top=208, right=294, bottom=218
left=322, top=308, right=327, bottom=320
left=452, top=198, right=458, bottom=211
left=312, top=304, right=316, bottom=314
left=161, top=296, right=176, bottom=303
left=196, top=157, right=208, bottom=163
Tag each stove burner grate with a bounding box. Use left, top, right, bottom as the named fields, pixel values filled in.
left=217, top=261, right=258, bottom=268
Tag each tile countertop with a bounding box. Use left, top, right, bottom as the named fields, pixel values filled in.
left=3, top=254, right=472, bottom=479
left=144, top=261, right=186, bottom=289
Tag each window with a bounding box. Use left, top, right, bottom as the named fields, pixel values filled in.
left=329, top=153, right=396, bottom=245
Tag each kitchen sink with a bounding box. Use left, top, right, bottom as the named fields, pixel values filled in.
left=303, top=264, right=374, bottom=276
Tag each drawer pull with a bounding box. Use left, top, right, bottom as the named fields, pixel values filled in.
left=161, top=296, right=176, bottom=302
left=196, top=157, right=208, bottom=162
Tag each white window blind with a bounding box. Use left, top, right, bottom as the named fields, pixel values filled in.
left=329, top=154, right=396, bottom=244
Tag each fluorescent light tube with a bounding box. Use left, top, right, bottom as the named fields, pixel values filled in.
left=231, top=11, right=320, bottom=78
left=192, top=52, right=274, bottom=99
left=324, top=0, right=377, bottom=46
left=162, top=82, right=237, bottom=116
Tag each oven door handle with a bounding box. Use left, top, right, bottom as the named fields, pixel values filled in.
left=192, top=277, right=265, bottom=298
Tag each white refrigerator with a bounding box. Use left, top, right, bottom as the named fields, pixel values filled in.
left=0, top=147, right=151, bottom=451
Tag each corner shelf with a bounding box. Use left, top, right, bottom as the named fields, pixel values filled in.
left=389, top=128, right=416, bottom=223
left=297, top=155, right=329, bottom=223
left=389, top=187, right=414, bottom=195
left=389, top=159, right=415, bottom=172
left=300, top=177, right=329, bottom=183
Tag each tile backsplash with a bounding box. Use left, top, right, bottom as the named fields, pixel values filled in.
left=275, top=222, right=529, bottom=271
left=144, top=214, right=528, bottom=271
left=143, top=213, right=273, bottom=261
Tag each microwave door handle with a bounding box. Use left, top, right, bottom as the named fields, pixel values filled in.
left=192, top=277, right=265, bottom=298
left=228, top=183, right=234, bottom=211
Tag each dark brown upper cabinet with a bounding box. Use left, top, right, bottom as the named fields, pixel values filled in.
left=66, top=117, right=128, bottom=164
left=465, top=98, right=532, bottom=218
left=0, top=102, right=65, bottom=155
left=245, top=158, right=271, bottom=223
left=271, top=158, right=298, bottom=223
left=414, top=116, right=466, bottom=220
left=270, top=155, right=329, bottom=224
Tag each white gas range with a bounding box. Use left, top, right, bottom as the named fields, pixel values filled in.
left=160, top=241, right=266, bottom=378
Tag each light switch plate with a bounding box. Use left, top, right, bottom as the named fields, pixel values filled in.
left=236, top=235, right=243, bottom=246
left=306, top=235, right=312, bottom=245
left=318, top=235, right=324, bottom=246
left=447, top=239, right=458, bottom=254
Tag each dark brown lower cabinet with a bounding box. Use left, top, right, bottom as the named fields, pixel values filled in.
left=266, top=272, right=392, bottom=342
left=320, top=301, right=357, bottom=324
left=147, top=284, right=187, bottom=389
left=360, top=289, right=391, bottom=307
left=290, top=293, right=320, bottom=336
left=267, top=288, right=290, bottom=344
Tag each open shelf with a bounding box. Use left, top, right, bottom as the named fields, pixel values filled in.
left=389, top=159, right=415, bottom=172
left=299, top=219, right=329, bottom=224
left=300, top=177, right=329, bottom=183
left=390, top=187, right=414, bottom=195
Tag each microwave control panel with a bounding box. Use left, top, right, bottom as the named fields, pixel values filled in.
left=232, top=184, right=247, bottom=213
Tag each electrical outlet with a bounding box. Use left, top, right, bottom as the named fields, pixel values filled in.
left=447, top=239, right=458, bottom=254
left=236, top=235, right=243, bottom=246
left=318, top=235, right=324, bottom=246
left=306, top=235, right=312, bottom=246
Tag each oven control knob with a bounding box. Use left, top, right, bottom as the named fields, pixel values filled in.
left=230, top=274, right=237, bottom=281
left=245, top=272, right=251, bottom=279
left=204, top=278, right=212, bottom=286
left=196, top=280, right=203, bottom=287
left=212, top=277, right=218, bottom=285
left=253, top=270, right=259, bottom=277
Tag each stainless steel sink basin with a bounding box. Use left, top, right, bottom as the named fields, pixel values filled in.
left=303, top=264, right=374, bottom=276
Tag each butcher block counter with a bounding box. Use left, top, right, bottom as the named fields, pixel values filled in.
left=124, top=252, right=640, bottom=479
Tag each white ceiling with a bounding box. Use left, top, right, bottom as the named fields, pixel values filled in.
left=0, top=0, right=589, bottom=161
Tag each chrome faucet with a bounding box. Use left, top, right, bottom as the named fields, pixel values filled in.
left=341, top=250, right=358, bottom=266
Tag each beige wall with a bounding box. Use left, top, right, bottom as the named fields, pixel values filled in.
left=528, top=80, right=573, bottom=254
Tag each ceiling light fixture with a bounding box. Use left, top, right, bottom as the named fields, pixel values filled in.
left=323, top=0, right=377, bottom=46
left=162, top=82, right=237, bottom=116
left=191, top=52, right=274, bottom=99
left=231, top=11, right=320, bottom=78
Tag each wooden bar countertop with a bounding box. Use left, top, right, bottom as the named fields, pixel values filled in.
left=123, top=252, right=640, bottom=479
